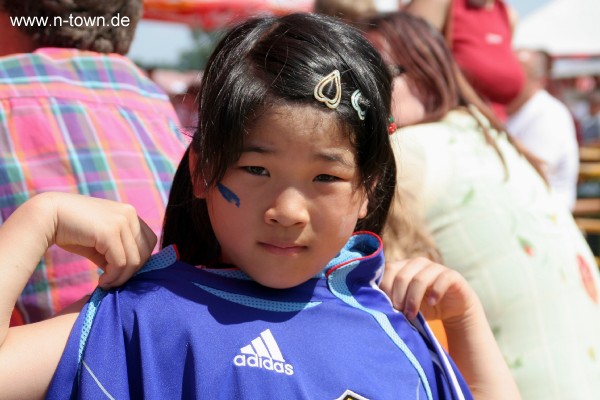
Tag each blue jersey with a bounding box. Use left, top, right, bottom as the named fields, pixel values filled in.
left=48, top=233, right=472, bottom=399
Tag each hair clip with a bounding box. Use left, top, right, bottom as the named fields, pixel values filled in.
left=387, top=116, right=397, bottom=134
left=351, top=90, right=366, bottom=120
left=314, top=70, right=341, bottom=109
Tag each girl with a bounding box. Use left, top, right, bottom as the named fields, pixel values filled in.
left=367, top=12, right=600, bottom=399
left=0, top=13, right=517, bottom=399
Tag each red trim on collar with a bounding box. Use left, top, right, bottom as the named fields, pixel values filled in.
left=325, top=231, right=383, bottom=278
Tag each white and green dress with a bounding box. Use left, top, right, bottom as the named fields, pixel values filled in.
left=392, top=108, right=600, bottom=399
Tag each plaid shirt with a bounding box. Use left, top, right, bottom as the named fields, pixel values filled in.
left=0, top=48, right=187, bottom=323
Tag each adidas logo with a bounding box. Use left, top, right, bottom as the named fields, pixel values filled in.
left=233, top=329, right=294, bottom=376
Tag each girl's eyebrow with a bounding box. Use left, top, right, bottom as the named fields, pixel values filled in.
left=242, top=145, right=271, bottom=154
left=242, top=146, right=355, bottom=168
left=314, top=150, right=355, bottom=168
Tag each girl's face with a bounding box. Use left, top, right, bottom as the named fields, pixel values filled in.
left=198, top=104, right=368, bottom=289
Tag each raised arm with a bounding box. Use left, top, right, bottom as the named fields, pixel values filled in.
left=506, top=3, right=519, bottom=34
left=381, top=258, right=521, bottom=399
left=0, top=192, right=156, bottom=399
left=403, top=0, right=452, bottom=31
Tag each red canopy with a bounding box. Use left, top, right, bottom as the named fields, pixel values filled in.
left=143, top=0, right=315, bottom=30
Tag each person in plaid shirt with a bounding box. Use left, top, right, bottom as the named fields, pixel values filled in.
left=0, top=0, right=187, bottom=324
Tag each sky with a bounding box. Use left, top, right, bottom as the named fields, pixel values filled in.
left=507, top=0, right=550, bottom=18
left=128, top=0, right=552, bottom=66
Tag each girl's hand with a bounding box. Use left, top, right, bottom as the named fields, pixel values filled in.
left=381, top=259, right=521, bottom=399
left=380, top=257, right=478, bottom=324
left=46, top=192, right=157, bottom=288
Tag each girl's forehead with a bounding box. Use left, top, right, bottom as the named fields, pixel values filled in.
left=245, top=104, right=352, bottom=148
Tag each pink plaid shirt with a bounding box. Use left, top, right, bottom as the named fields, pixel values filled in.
left=0, top=48, right=188, bottom=323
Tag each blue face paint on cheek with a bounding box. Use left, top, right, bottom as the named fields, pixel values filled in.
left=217, top=183, right=240, bottom=208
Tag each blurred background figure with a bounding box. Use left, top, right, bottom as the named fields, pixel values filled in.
left=366, top=12, right=600, bottom=399
left=582, top=90, right=600, bottom=145
left=150, top=68, right=202, bottom=130
left=0, top=0, right=187, bottom=324
left=314, top=0, right=377, bottom=26
left=507, top=49, right=579, bottom=211
left=403, top=0, right=524, bottom=121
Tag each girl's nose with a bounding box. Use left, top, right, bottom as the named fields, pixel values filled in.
left=264, top=188, right=309, bottom=227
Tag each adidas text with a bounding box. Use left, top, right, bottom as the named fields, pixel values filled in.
left=233, top=354, right=294, bottom=375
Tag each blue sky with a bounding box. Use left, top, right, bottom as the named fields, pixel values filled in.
left=128, top=0, right=551, bottom=66
left=507, top=0, right=549, bottom=18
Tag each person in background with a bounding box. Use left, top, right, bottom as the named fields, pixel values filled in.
left=0, top=0, right=187, bottom=325
left=403, top=0, right=524, bottom=121
left=314, top=0, right=377, bottom=26
left=506, top=49, right=579, bottom=211
left=582, top=90, right=600, bottom=145
left=366, top=12, right=600, bottom=399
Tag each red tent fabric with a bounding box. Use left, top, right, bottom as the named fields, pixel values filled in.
left=143, top=0, right=315, bottom=30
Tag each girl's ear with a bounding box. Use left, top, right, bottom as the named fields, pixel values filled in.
left=358, top=196, right=369, bottom=219
left=188, top=147, right=207, bottom=199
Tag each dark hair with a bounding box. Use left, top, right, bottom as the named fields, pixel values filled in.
left=365, top=12, right=546, bottom=179
left=1, top=0, right=142, bottom=54
left=162, top=13, right=395, bottom=266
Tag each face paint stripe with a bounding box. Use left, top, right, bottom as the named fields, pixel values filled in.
left=217, top=182, right=240, bottom=207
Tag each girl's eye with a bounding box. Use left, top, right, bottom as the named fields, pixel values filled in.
left=314, top=174, right=340, bottom=183
left=243, top=166, right=268, bottom=176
